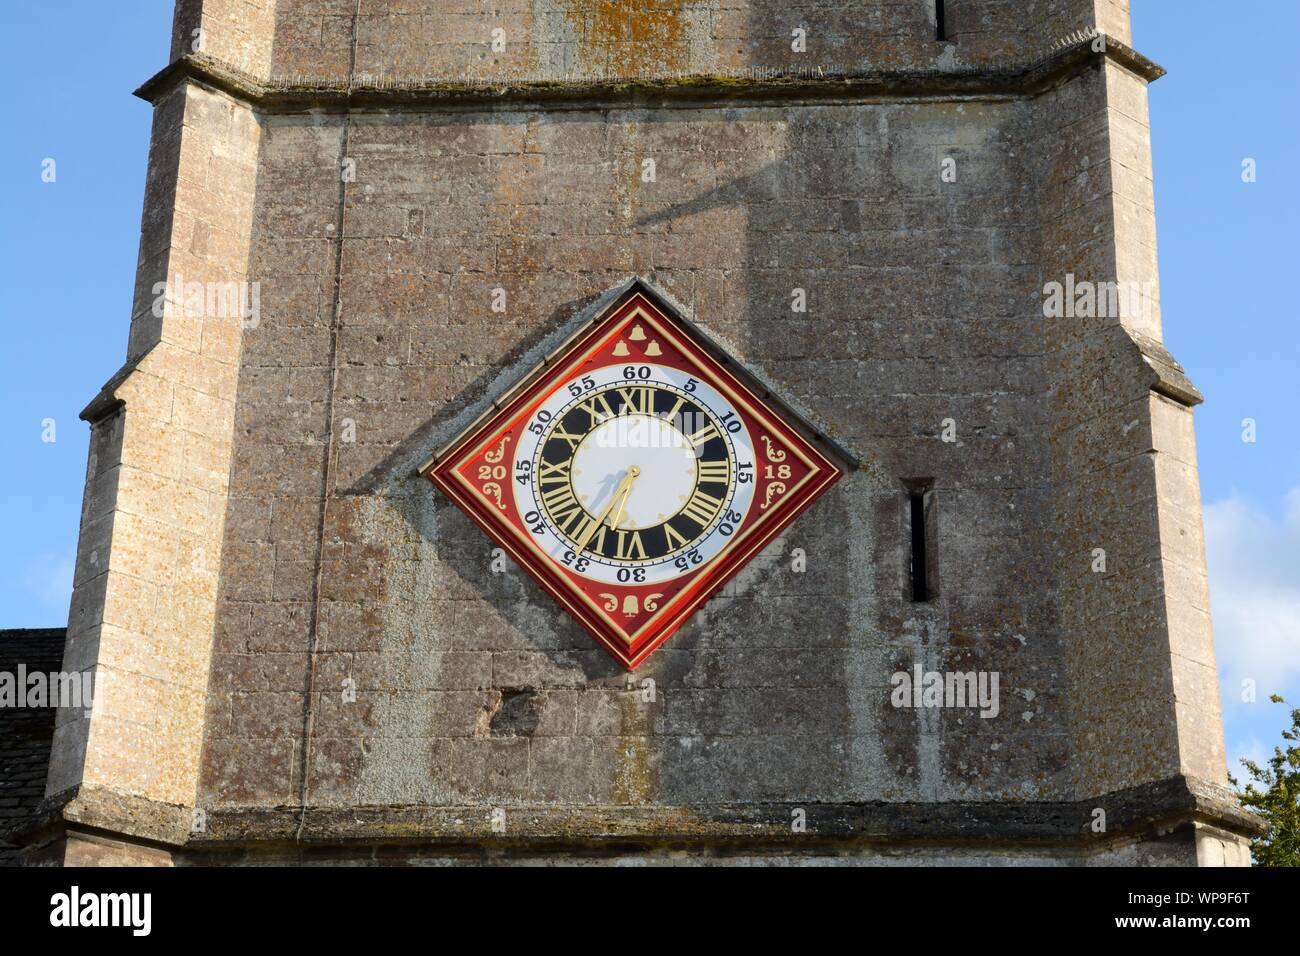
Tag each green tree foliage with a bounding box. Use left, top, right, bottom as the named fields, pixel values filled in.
left=1230, top=695, right=1300, bottom=866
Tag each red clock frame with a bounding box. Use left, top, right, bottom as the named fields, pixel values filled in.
left=423, top=284, right=843, bottom=669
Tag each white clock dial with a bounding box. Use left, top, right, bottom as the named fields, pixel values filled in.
left=514, top=364, right=756, bottom=586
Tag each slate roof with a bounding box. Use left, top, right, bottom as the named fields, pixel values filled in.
left=0, top=628, right=66, bottom=866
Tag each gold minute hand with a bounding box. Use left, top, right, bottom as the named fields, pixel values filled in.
left=575, top=466, right=639, bottom=555
left=609, top=479, right=634, bottom=531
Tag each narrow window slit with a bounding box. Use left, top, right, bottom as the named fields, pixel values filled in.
left=907, top=484, right=935, bottom=602
left=935, top=1, right=947, bottom=42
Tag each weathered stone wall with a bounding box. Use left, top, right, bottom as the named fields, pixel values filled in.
left=36, top=0, right=1251, bottom=863
left=201, top=76, right=1071, bottom=809
left=1030, top=56, right=1228, bottom=799
left=264, top=0, right=1124, bottom=82
left=171, top=0, right=279, bottom=76
left=46, top=80, right=262, bottom=811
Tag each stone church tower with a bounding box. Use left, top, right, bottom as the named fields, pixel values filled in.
left=13, top=1, right=1262, bottom=864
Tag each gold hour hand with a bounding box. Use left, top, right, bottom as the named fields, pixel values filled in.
left=576, top=466, right=639, bottom=554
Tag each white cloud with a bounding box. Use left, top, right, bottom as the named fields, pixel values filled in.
left=1204, top=489, right=1300, bottom=714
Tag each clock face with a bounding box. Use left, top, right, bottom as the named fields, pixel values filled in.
left=425, top=284, right=843, bottom=670
left=518, top=365, right=755, bottom=587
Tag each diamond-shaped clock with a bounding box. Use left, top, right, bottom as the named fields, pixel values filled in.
left=422, top=281, right=844, bottom=669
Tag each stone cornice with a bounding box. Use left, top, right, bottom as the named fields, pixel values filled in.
left=4, top=785, right=193, bottom=855
left=4, top=775, right=1263, bottom=859
left=80, top=352, right=145, bottom=423
left=1134, top=332, right=1206, bottom=407
left=134, top=33, right=1163, bottom=113
left=191, top=776, right=1271, bottom=851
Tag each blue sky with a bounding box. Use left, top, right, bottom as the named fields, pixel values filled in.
left=1, top=3, right=1295, bottom=783
left=1135, top=2, right=1300, bottom=780
left=0, top=0, right=175, bottom=630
